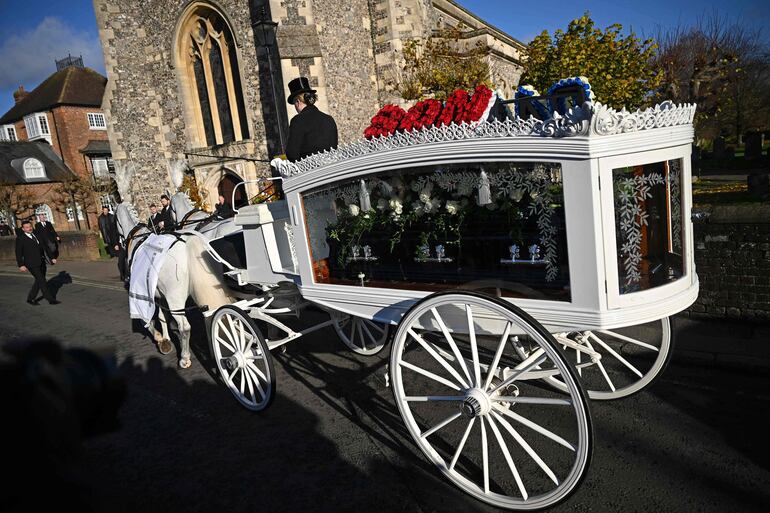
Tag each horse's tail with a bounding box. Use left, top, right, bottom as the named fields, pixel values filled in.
left=185, top=235, right=234, bottom=311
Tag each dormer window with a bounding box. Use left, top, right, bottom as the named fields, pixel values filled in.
left=24, top=113, right=51, bottom=142
left=0, top=124, right=16, bottom=141
left=23, top=157, right=46, bottom=179
left=87, top=113, right=107, bottom=130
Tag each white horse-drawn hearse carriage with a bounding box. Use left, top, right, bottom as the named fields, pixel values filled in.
left=120, top=87, right=697, bottom=509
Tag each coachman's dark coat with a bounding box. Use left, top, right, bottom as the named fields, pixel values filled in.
left=286, top=105, right=338, bottom=162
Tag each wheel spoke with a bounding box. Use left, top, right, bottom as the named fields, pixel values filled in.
left=404, top=395, right=466, bottom=402
left=484, top=321, right=512, bottom=390
left=219, top=317, right=237, bottom=348
left=480, top=416, right=489, bottom=494
left=585, top=338, right=615, bottom=391
left=408, top=328, right=470, bottom=389
left=215, top=335, right=236, bottom=353
left=400, top=360, right=462, bottom=391
left=361, top=321, right=377, bottom=345
left=227, top=366, right=239, bottom=383
left=588, top=333, right=644, bottom=378
left=466, top=305, right=482, bottom=388
left=493, top=404, right=576, bottom=452
left=596, top=329, right=658, bottom=352
left=493, top=396, right=573, bottom=406
left=421, top=412, right=462, bottom=439
left=488, top=349, right=546, bottom=394
left=365, top=320, right=386, bottom=335
left=492, top=411, right=559, bottom=486
left=244, top=362, right=266, bottom=401
left=238, top=368, right=246, bottom=395
left=430, top=307, right=473, bottom=390
left=449, top=418, right=475, bottom=471
left=357, top=321, right=367, bottom=350
left=487, top=413, right=529, bottom=499
left=242, top=361, right=256, bottom=404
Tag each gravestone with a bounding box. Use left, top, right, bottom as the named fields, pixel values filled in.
left=713, top=137, right=726, bottom=158
left=744, top=132, right=764, bottom=160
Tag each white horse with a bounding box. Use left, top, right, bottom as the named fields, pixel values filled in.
left=116, top=201, right=235, bottom=368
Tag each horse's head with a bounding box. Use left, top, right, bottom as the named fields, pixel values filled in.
left=170, top=191, right=196, bottom=224
left=115, top=202, right=140, bottom=241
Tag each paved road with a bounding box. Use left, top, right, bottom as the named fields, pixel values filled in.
left=1, top=271, right=769, bottom=513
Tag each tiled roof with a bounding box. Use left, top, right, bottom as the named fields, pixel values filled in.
left=0, top=67, right=107, bottom=124
left=0, top=141, right=77, bottom=184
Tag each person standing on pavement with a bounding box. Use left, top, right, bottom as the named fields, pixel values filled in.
left=16, top=220, right=60, bottom=305
left=34, top=213, right=60, bottom=259
left=285, top=77, right=338, bottom=162
left=98, top=206, right=120, bottom=258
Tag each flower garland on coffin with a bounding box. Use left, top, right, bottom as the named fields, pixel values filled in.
left=364, top=84, right=500, bottom=139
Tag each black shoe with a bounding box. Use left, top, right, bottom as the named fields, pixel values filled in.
left=48, top=300, right=61, bottom=305
left=26, top=299, right=39, bottom=306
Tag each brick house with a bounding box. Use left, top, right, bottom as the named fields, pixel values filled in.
left=0, top=62, right=114, bottom=231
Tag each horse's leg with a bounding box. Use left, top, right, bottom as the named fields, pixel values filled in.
left=173, top=311, right=192, bottom=369
left=156, top=304, right=174, bottom=355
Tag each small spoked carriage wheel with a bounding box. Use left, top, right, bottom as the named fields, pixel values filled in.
left=210, top=306, right=275, bottom=412
left=548, top=318, right=674, bottom=400
left=332, top=314, right=391, bottom=356
left=390, top=291, right=592, bottom=510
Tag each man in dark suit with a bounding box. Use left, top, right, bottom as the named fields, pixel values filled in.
left=214, top=195, right=234, bottom=219
left=34, top=213, right=60, bottom=259
left=285, top=77, right=338, bottom=162
left=16, top=220, right=60, bottom=305
left=98, top=206, right=120, bottom=257
left=157, top=194, right=174, bottom=232
left=147, top=203, right=161, bottom=233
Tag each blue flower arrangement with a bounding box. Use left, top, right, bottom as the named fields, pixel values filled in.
left=546, top=76, right=594, bottom=115
left=514, top=85, right=550, bottom=119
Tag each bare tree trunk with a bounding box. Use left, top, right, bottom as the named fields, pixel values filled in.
left=69, top=191, right=81, bottom=231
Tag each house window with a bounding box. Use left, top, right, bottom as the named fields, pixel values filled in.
left=100, top=194, right=115, bottom=213
left=23, top=113, right=51, bottom=141
left=92, top=157, right=110, bottom=178
left=87, top=113, right=107, bottom=130
left=23, top=158, right=46, bottom=179
left=178, top=5, right=250, bottom=147
left=0, top=125, right=16, bottom=141
left=66, top=204, right=85, bottom=222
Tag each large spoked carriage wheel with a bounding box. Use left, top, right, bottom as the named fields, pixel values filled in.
left=209, top=306, right=275, bottom=411
left=549, top=318, right=674, bottom=400
left=332, top=314, right=391, bottom=356
left=390, top=291, right=592, bottom=510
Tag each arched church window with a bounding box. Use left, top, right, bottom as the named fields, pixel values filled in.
left=179, top=5, right=250, bottom=147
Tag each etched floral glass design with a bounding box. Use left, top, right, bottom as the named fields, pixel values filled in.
left=613, top=158, right=684, bottom=294
left=301, top=162, right=571, bottom=301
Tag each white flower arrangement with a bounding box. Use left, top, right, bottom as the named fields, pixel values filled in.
left=348, top=204, right=360, bottom=216
left=389, top=199, right=403, bottom=214
left=445, top=200, right=459, bottom=215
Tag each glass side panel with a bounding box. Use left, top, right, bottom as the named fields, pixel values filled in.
left=613, top=158, right=685, bottom=294
left=301, top=161, right=571, bottom=301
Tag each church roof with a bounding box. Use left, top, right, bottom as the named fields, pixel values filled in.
left=0, top=67, right=107, bottom=124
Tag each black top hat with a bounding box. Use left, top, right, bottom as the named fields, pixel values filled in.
left=287, top=77, right=317, bottom=104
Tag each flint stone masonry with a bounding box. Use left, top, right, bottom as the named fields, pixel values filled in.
left=685, top=203, right=770, bottom=322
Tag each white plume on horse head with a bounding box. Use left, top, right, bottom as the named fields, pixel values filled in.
left=114, top=160, right=137, bottom=204
left=169, top=159, right=189, bottom=191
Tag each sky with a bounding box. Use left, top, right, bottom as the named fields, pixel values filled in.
left=0, top=0, right=768, bottom=116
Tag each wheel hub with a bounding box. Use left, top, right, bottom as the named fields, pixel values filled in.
left=461, top=388, right=492, bottom=418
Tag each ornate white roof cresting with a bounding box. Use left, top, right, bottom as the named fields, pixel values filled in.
left=274, top=101, right=696, bottom=178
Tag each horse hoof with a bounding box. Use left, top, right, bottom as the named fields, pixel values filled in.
left=179, top=358, right=192, bottom=369
left=158, top=339, right=173, bottom=355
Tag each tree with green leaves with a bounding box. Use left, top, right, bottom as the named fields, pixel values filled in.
left=522, top=13, right=661, bottom=110
left=397, top=24, right=491, bottom=101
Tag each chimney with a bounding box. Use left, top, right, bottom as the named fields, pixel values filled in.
left=13, top=86, right=28, bottom=104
